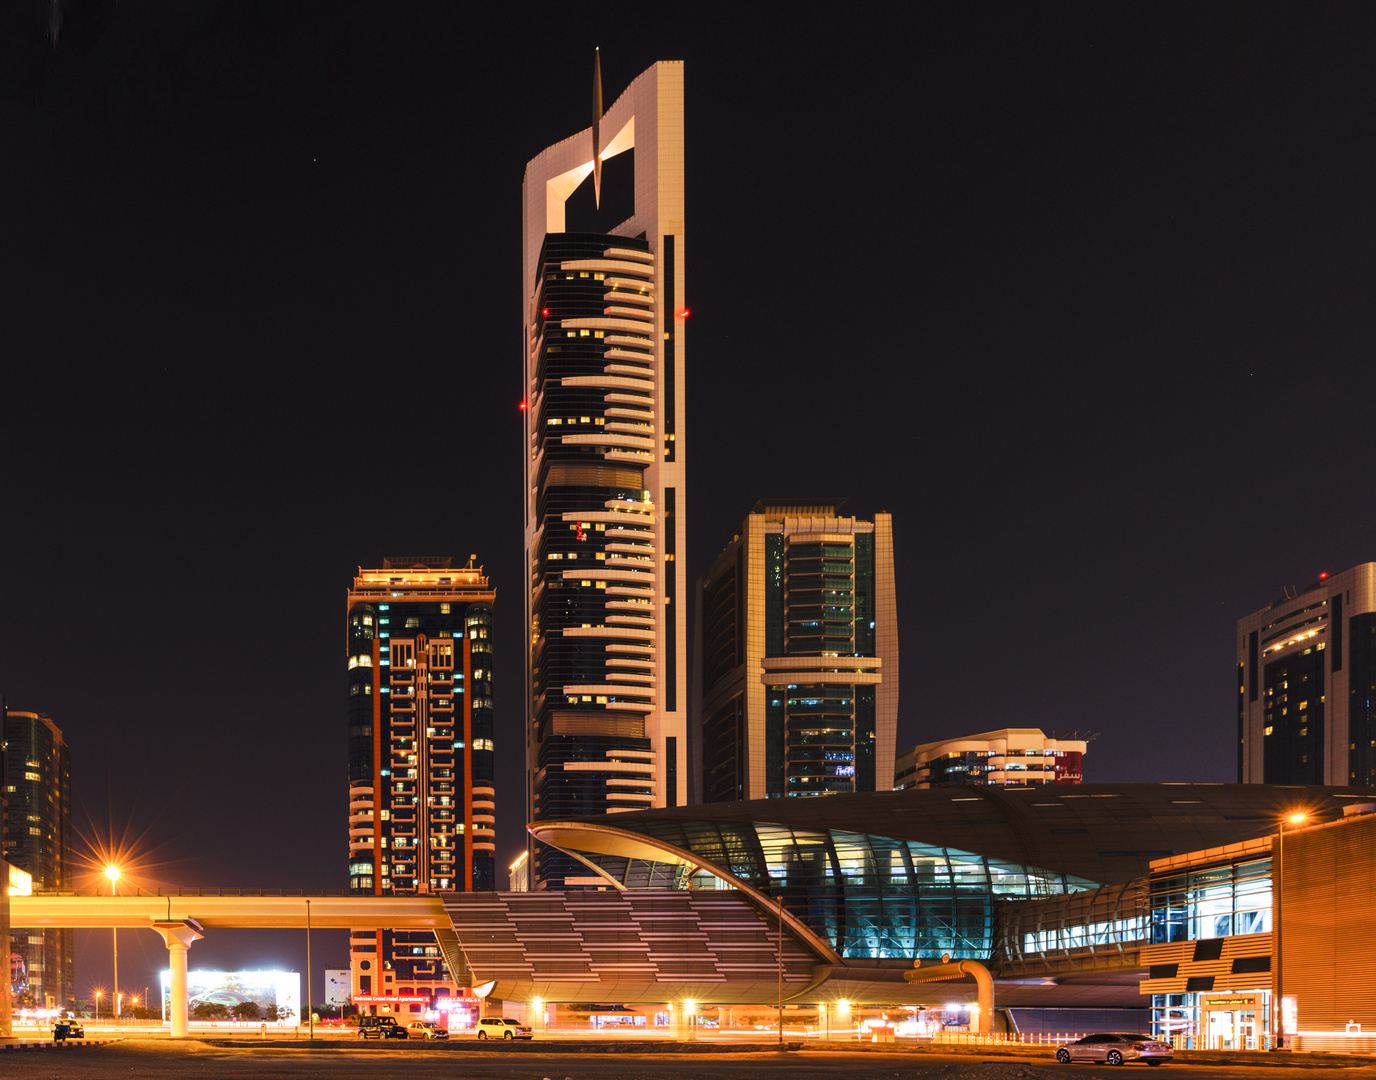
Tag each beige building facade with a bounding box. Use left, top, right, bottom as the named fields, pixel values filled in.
left=895, top=728, right=1087, bottom=790
left=694, top=500, right=898, bottom=803
left=521, top=60, right=687, bottom=887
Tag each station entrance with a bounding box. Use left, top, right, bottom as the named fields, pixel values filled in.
left=1200, top=991, right=1268, bottom=1051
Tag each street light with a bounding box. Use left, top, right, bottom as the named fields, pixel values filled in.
left=105, top=865, right=121, bottom=1024
left=95, top=991, right=102, bottom=1022
left=1274, top=812, right=1307, bottom=1051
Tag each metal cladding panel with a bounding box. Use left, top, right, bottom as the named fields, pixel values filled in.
left=442, top=890, right=822, bottom=1003
left=1139, top=933, right=1273, bottom=996
left=1284, top=814, right=1376, bottom=1028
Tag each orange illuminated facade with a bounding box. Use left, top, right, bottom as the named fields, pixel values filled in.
left=345, top=557, right=495, bottom=1013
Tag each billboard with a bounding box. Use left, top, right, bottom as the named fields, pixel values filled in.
left=324, top=969, right=350, bottom=1007
left=160, top=970, right=300, bottom=1022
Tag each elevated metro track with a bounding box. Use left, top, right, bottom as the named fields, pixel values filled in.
left=10, top=893, right=449, bottom=929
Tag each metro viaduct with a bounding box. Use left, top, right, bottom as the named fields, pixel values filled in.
left=5, top=889, right=1068, bottom=1040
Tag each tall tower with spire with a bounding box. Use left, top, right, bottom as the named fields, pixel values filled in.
left=521, top=59, right=686, bottom=889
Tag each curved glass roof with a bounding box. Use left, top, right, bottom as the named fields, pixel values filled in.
left=550, top=818, right=1097, bottom=960
left=534, top=783, right=1376, bottom=961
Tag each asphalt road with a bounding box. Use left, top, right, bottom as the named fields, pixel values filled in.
left=8, top=1040, right=1376, bottom=1080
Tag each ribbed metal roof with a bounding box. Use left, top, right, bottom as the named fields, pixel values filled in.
left=538, top=783, right=1376, bottom=886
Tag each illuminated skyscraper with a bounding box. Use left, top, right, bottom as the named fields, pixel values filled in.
left=694, top=501, right=899, bottom=804
left=522, top=58, right=686, bottom=888
left=345, top=557, right=494, bottom=1013
left=1237, top=561, right=1376, bottom=785
left=3, top=709, right=72, bottom=1009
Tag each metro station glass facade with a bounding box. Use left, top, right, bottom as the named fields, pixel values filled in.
left=565, top=818, right=1097, bottom=960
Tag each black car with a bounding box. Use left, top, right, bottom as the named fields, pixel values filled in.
left=53, top=1021, right=84, bottom=1041
left=358, top=1016, right=409, bottom=1040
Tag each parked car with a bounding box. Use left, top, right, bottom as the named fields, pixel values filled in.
left=357, top=1015, right=408, bottom=1040
left=407, top=1021, right=449, bottom=1040
left=52, top=1021, right=84, bottom=1041
left=475, top=1016, right=533, bottom=1040
left=1056, top=1033, right=1173, bottom=1066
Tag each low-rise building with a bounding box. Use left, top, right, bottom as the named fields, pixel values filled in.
left=894, top=729, right=1086, bottom=790
left=1141, top=799, right=1376, bottom=1051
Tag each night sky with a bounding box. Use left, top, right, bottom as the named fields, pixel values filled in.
left=4, top=2, right=1376, bottom=1006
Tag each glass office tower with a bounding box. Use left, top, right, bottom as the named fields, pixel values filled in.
left=3, top=709, right=73, bottom=1009
left=694, top=501, right=899, bottom=804
left=1236, top=562, right=1376, bottom=786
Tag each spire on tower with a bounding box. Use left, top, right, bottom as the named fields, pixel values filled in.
left=592, top=48, right=604, bottom=208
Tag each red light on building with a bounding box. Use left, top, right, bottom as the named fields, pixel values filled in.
left=678, top=308, right=690, bottom=318
left=1320, top=572, right=1329, bottom=579
left=519, top=400, right=528, bottom=410
left=542, top=308, right=549, bottom=317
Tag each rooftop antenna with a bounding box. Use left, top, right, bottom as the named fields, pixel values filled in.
left=592, top=48, right=603, bottom=208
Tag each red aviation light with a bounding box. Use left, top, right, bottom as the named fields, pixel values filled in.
left=542, top=308, right=549, bottom=317
left=678, top=308, right=690, bottom=318
left=1319, top=572, right=1329, bottom=579
left=518, top=400, right=528, bottom=411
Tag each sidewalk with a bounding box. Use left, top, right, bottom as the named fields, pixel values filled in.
left=805, top=1040, right=1376, bottom=1069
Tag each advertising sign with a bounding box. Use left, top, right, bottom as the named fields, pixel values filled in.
left=160, top=970, right=300, bottom=1022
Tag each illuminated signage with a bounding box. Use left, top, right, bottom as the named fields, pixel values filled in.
left=7, top=864, right=32, bottom=896
left=160, top=970, right=299, bottom=1022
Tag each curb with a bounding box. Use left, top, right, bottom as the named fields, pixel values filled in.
left=2, top=1039, right=115, bottom=1051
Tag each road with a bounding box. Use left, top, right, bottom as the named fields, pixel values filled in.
left=8, top=1039, right=1376, bottom=1080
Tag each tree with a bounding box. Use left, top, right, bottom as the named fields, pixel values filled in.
left=192, top=1001, right=229, bottom=1020
left=232, top=1001, right=262, bottom=1021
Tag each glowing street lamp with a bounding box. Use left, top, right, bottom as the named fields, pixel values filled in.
left=95, top=991, right=103, bottom=1021
left=106, top=865, right=121, bottom=1022
left=1274, top=812, right=1307, bottom=1050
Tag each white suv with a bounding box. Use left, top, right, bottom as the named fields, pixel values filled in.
left=475, top=1016, right=533, bottom=1040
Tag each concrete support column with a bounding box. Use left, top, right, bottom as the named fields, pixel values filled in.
left=151, top=920, right=203, bottom=1038
left=167, top=941, right=190, bottom=1037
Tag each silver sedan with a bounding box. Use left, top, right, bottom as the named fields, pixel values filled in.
left=1056, top=1032, right=1173, bottom=1066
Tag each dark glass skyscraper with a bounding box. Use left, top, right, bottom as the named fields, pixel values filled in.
left=345, top=557, right=494, bottom=1014
left=3, top=709, right=73, bottom=1009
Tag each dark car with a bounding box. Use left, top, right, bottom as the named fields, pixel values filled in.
left=52, top=1021, right=84, bottom=1041
left=1056, top=1032, right=1173, bottom=1066
left=358, top=1015, right=408, bottom=1040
